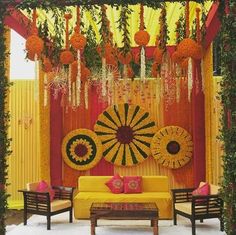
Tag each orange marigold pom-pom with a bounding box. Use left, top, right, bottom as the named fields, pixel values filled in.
left=153, top=48, right=163, bottom=64
left=104, top=43, right=113, bottom=55
left=134, top=30, right=150, bottom=46
left=25, top=35, right=44, bottom=58
left=172, top=51, right=183, bottom=63
left=106, top=55, right=118, bottom=67
left=70, top=32, right=87, bottom=50
left=177, top=38, right=202, bottom=60
left=81, top=66, right=91, bottom=81
left=180, top=58, right=189, bottom=69
left=60, top=50, right=74, bottom=65
left=43, top=58, right=53, bottom=73
left=118, top=52, right=132, bottom=65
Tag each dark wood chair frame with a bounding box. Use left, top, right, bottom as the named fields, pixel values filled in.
left=19, top=186, right=74, bottom=230
left=172, top=188, right=224, bottom=235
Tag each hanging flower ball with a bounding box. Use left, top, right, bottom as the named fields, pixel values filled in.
left=60, top=50, right=74, bottom=65
left=118, top=52, right=132, bottom=65
left=153, top=47, right=164, bottom=64
left=70, top=32, right=87, bottom=50
left=180, top=58, right=189, bottom=69
left=191, top=43, right=203, bottom=60
left=172, top=51, right=183, bottom=64
left=104, top=43, right=113, bottom=56
left=177, top=38, right=201, bottom=60
left=43, top=58, right=53, bottom=73
left=25, top=35, right=44, bottom=59
left=134, top=30, right=150, bottom=46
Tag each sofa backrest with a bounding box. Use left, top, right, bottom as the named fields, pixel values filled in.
left=78, top=176, right=170, bottom=192
left=199, top=181, right=220, bottom=194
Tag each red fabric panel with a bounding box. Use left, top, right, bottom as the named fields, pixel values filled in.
left=89, top=86, right=114, bottom=176
left=192, top=61, right=206, bottom=187
left=50, top=91, right=63, bottom=186
left=204, top=2, right=221, bottom=48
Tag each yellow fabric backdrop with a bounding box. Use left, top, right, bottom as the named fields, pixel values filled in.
left=204, top=46, right=223, bottom=185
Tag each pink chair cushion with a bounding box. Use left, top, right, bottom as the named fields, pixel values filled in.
left=36, top=180, right=55, bottom=201
left=123, top=176, right=142, bottom=194
left=192, top=182, right=210, bottom=196
left=105, top=174, right=124, bottom=194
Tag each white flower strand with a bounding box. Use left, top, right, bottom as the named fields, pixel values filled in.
left=76, top=50, right=81, bottom=106
left=68, top=65, right=72, bottom=104
left=102, top=57, right=107, bottom=97
left=84, top=81, right=88, bottom=110
left=43, top=73, right=48, bottom=106
left=140, top=46, right=146, bottom=81
left=188, top=58, right=193, bottom=102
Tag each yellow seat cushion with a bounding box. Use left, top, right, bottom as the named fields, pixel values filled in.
left=74, top=192, right=172, bottom=219
left=175, top=202, right=192, bottom=214
left=51, top=199, right=71, bottom=212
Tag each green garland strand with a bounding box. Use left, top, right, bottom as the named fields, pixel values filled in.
left=0, top=3, right=12, bottom=235
left=219, top=1, right=236, bottom=234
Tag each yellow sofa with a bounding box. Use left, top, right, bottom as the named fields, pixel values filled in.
left=74, top=176, right=172, bottom=219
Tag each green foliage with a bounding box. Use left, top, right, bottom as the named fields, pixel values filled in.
left=219, top=1, right=236, bottom=234
left=0, top=3, right=12, bottom=235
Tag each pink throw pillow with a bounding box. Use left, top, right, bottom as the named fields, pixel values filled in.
left=123, top=176, right=142, bottom=194
left=192, top=183, right=210, bottom=196
left=105, top=174, right=124, bottom=194
left=36, top=180, right=55, bottom=202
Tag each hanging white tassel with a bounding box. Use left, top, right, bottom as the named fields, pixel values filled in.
left=68, top=65, right=72, bottom=105
left=102, top=57, right=107, bottom=97
left=34, top=54, right=39, bottom=100
left=187, top=58, right=193, bottom=102
left=72, top=82, right=76, bottom=109
left=76, top=50, right=81, bottom=106
left=84, top=81, right=88, bottom=110
left=200, top=59, right=205, bottom=93
left=140, top=46, right=146, bottom=81
left=43, top=73, right=48, bottom=106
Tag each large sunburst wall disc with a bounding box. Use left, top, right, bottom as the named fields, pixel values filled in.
left=94, top=103, right=156, bottom=166
left=61, top=129, right=103, bottom=171
left=151, top=126, right=193, bottom=169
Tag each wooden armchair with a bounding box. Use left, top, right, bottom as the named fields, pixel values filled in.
left=171, top=183, right=224, bottom=235
left=19, top=183, right=74, bottom=230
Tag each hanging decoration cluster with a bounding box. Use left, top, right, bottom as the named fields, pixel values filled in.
left=24, top=2, right=206, bottom=109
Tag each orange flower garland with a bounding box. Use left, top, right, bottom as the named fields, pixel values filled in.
left=60, top=13, right=74, bottom=65
left=171, top=51, right=183, bottom=64
left=43, top=58, right=52, bottom=73
left=118, top=51, right=132, bottom=65
left=25, top=9, right=43, bottom=60
left=134, top=4, right=150, bottom=46
left=153, top=47, right=164, bottom=64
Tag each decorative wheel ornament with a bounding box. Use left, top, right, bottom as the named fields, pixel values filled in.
left=62, top=129, right=102, bottom=171
left=94, top=103, right=156, bottom=166
left=151, top=126, right=193, bottom=169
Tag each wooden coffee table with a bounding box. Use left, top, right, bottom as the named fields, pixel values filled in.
left=90, top=202, right=159, bottom=235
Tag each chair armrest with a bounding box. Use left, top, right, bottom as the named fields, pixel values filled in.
left=191, top=194, right=223, bottom=215
left=172, top=188, right=196, bottom=203
left=52, top=186, right=75, bottom=201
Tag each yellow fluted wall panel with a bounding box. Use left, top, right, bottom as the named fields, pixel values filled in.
left=204, top=45, right=223, bottom=185
left=7, top=80, right=41, bottom=209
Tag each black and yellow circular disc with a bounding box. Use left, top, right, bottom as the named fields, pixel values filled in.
left=61, top=129, right=102, bottom=171
left=94, top=103, right=156, bottom=166
left=151, top=126, right=193, bottom=169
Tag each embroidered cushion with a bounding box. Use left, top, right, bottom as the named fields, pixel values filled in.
left=105, top=174, right=124, bottom=194
left=36, top=180, right=55, bottom=201
left=124, top=176, right=142, bottom=194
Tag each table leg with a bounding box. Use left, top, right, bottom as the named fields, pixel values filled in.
left=91, top=217, right=96, bottom=235
left=152, top=219, right=158, bottom=235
